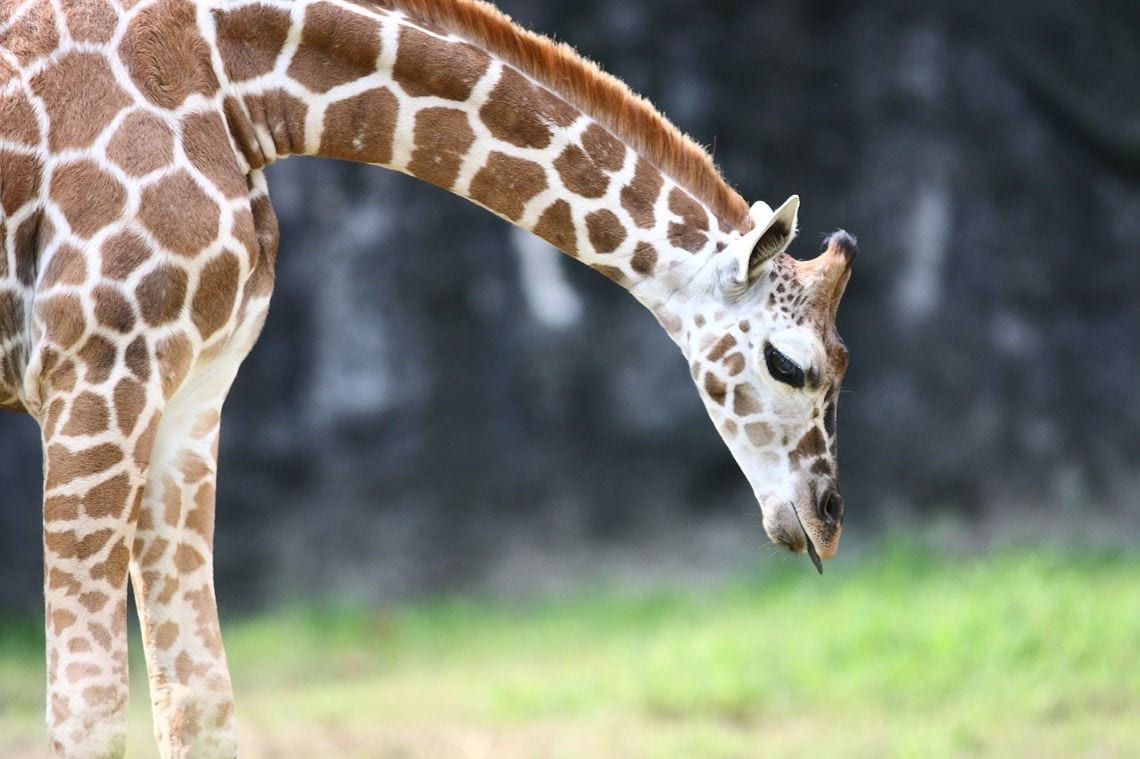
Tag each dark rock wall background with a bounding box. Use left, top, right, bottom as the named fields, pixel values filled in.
left=2, top=0, right=1137, bottom=608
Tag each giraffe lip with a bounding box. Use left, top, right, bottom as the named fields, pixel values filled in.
left=790, top=504, right=824, bottom=575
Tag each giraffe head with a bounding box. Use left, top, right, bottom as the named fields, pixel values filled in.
left=671, top=197, right=855, bottom=572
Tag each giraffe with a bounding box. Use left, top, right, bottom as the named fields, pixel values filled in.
left=0, top=0, right=855, bottom=755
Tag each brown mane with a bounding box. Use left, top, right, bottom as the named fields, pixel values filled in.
left=376, top=0, right=753, bottom=231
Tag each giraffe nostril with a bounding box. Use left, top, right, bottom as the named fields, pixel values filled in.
left=817, top=488, right=844, bottom=525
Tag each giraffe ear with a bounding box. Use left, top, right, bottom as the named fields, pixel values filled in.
left=732, top=195, right=800, bottom=284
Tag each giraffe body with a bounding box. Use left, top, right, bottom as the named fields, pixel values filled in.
left=0, top=0, right=854, bottom=755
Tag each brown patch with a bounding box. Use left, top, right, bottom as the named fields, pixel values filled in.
left=479, top=66, right=576, bottom=149
left=155, top=333, right=193, bottom=399
left=93, top=286, right=135, bottom=333
left=14, top=212, right=47, bottom=287
left=77, top=335, right=117, bottom=384
left=155, top=621, right=179, bottom=650
left=133, top=412, right=160, bottom=467
left=45, top=528, right=111, bottom=561
left=745, top=421, right=774, bottom=447
left=242, top=89, right=309, bottom=158
left=811, top=459, right=833, bottom=476
left=288, top=2, right=381, bottom=93
left=41, top=245, right=88, bottom=288
left=0, top=87, right=41, bottom=145
left=707, top=334, right=737, bottom=362
left=191, top=251, right=240, bottom=339
left=179, top=453, right=211, bottom=484
left=49, top=161, right=126, bottom=238
left=392, top=25, right=490, bottom=101
left=0, top=151, right=42, bottom=215
left=62, top=393, right=110, bottom=437
left=186, top=483, right=215, bottom=537
left=595, top=265, right=629, bottom=287
left=89, top=538, right=129, bottom=584
left=630, top=242, right=657, bottom=275
left=581, top=123, right=625, bottom=172
left=124, top=336, right=151, bottom=382
left=136, top=265, right=188, bottom=326
left=212, top=5, right=292, bottom=81
left=64, top=0, right=118, bottom=43
left=44, top=495, right=80, bottom=522
left=724, top=352, right=746, bottom=376
left=101, top=230, right=152, bottom=280
left=408, top=107, right=474, bottom=188
left=469, top=152, right=547, bottom=221
left=733, top=384, right=762, bottom=416
left=119, top=0, right=219, bottom=110
left=554, top=144, right=608, bottom=199
left=139, top=172, right=219, bottom=257
left=50, top=609, right=76, bottom=635
left=174, top=543, right=205, bottom=573
left=45, top=442, right=123, bottom=491
left=31, top=52, right=129, bottom=151
left=667, top=188, right=709, bottom=253
left=38, top=295, right=86, bottom=350
left=1, top=0, right=60, bottom=65
left=113, top=378, right=146, bottom=435
left=532, top=200, right=576, bottom=256
left=621, top=159, right=663, bottom=229
left=703, top=373, right=727, bottom=405
left=585, top=209, right=626, bottom=254
left=319, top=88, right=400, bottom=165
left=183, top=111, right=248, bottom=198
left=790, top=427, right=827, bottom=466
left=82, top=474, right=131, bottom=519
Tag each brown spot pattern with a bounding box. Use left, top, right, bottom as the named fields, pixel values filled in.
left=63, top=0, right=117, bottom=44
left=1, top=0, right=60, bottom=65
left=704, top=373, right=727, bottom=405
left=288, top=2, right=381, bottom=93
left=42, top=245, right=87, bottom=288
left=139, top=172, right=219, bottom=257
left=532, top=200, right=576, bottom=256
left=93, top=286, right=135, bottom=333
left=113, top=378, right=146, bottom=435
left=212, top=5, right=292, bottom=82
left=191, top=252, right=240, bottom=340
left=733, top=384, right=761, bottom=416
left=408, top=107, right=474, bottom=189
left=319, top=88, right=399, bottom=165
left=39, top=295, right=86, bottom=350
left=0, top=88, right=40, bottom=145
left=77, top=335, right=117, bottom=384
left=479, top=67, right=576, bottom=149
left=393, top=26, right=490, bottom=101
left=554, top=144, right=607, bottom=198
left=136, top=266, right=188, bottom=326
left=621, top=159, right=663, bottom=229
left=119, top=0, right=219, bottom=109
left=585, top=209, right=626, bottom=254
left=33, top=52, right=130, bottom=151
left=581, top=124, right=625, bottom=172
left=0, top=151, right=42, bottom=214
left=101, top=231, right=151, bottom=280
left=667, top=188, right=709, bottom=252
left=49, top=161, right=125, bottom=238
left=631, top=242, right=657, bottom=275
left=469, top=152, right=547, bottom=220
left=62, top=393, right=110, bottom=437
left=182, top=111, right=247, bottom=198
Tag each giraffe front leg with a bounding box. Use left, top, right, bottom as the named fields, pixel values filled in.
left=131, top=398, right=236, bottom=759
left=40, top=387, right=156, bottom=759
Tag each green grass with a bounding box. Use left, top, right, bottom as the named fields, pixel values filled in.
left=2, top=540, right=1138, bottom=757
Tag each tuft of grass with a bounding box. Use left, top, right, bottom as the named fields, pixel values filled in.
left=2, top=540, right=1138, bottom=758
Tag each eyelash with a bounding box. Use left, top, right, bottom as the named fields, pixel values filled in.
left=764, top=343, right=805, bottom=388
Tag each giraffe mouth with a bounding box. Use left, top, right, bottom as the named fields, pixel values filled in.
left=790, top=504, right=824, bottom=575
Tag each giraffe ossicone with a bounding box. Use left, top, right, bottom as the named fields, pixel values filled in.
left=0, top=0, right=854, bottom=755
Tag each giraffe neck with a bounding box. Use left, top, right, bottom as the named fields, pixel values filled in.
left=209, top=0, right=735, bottom=316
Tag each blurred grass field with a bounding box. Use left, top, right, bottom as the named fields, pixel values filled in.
left=2, top=540, right=1138, bottom=758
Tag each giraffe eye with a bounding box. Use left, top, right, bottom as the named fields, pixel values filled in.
left=764, top=343, right=805, bottom=388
